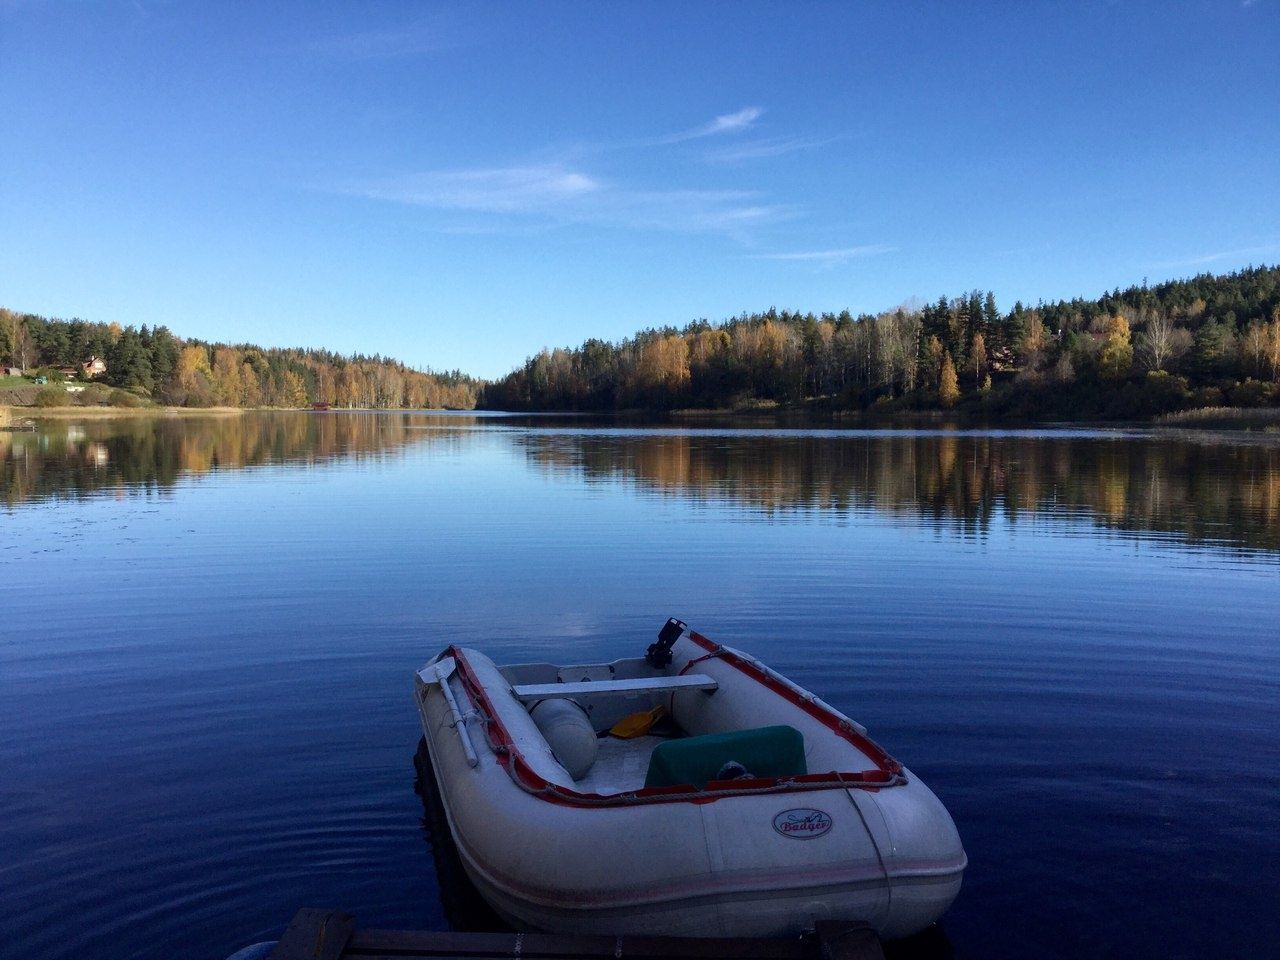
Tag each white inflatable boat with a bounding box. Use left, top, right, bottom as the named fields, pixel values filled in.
left=414, top=620, right=966, bottom=940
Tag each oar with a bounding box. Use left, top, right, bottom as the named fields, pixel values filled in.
left=417, top=657, right=479, bottom=768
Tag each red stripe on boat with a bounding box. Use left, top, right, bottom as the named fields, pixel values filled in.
left=444, top=639, right=905, bottom=809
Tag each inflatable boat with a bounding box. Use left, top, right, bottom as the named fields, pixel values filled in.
left=413, top=620, right=966, bottom=940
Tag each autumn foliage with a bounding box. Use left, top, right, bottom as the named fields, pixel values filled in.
left=938, top=353, right=960, bottom=408
left=0, top=308, right=479, bottom=409
left=482, top=266, right=1280, bottom=417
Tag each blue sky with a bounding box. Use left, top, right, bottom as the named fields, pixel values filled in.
left=2, top=2, right=1277, bottom=378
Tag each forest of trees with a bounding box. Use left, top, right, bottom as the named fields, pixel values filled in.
left=480, top=266, right=1280, bottom=419
left=6, top=265, right=1280, bottom=418
left=0, top=308, right=480, bottom=410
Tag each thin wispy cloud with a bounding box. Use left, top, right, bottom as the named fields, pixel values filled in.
left=333, top=105, right=800, bottom=239
left=544, top=107, right=781, bottom=158
left=339, top=164, right=793, bottom=237
left=705, top=136, right=837, bottom=164
left=607, top=190, right=791, bottom=233
left=1155, top=242, right=1280, bottom=269
left=656, top=106, right=763, bottom=144
left=753, top=244, right=896, bottom=264
left=352, top=166, right=600, bottom=214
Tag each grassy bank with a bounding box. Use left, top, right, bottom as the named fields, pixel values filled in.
left=1156, top=407, right=1280, bottom=430
left=3, top=404, right=246, bottom=420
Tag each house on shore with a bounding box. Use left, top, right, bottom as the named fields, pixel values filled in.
left=81, top=356, right=107, bottom=378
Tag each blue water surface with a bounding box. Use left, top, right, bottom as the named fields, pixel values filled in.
left=2, top=412, right=1278, bottom=960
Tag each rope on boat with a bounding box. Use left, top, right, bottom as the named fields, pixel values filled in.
left=673, top=645, right=726, bottom=713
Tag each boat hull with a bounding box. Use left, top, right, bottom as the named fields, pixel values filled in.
left=416, top=640, right=966, bottom=940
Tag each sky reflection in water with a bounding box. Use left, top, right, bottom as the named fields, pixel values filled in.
left=1, top=412, right=1277, bottom=960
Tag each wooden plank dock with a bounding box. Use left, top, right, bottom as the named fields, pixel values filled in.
left=263, top=908, right=886, bottom=960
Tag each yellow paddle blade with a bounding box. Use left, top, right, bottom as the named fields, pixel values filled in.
left=608, top=704, right=666, bottom=739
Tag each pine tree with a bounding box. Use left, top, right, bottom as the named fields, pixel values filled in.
left=107, top=327, right=153, bottom=391
left=1193, top=319, right=1235, bottom=378
left=983, top=291, right=1001, bottom=348
left=1006, top=301, right=1027, bottom=354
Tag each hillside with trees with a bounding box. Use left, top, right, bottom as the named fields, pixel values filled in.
left=480, top=266, right=1280, bottom=420
left=6, top=265, right=1279, bottom=419
left=0, top=308, right=479, bottom=409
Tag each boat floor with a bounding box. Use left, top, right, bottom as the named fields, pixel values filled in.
left=575, top=734, right=666, bottom=794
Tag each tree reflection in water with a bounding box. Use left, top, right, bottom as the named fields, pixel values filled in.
left=515, top=430, right=1280, bottom=554
left=0, top=412, right=455, bottom=508
left=6, top=414, right=1277, bottom=555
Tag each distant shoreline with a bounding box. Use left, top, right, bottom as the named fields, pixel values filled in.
left=2, top=404, right=246, bottom=420
left=4, top=403, right=1277, bottom=435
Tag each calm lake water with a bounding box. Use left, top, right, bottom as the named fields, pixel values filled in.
left=3, top=412, right=1278, bottom=960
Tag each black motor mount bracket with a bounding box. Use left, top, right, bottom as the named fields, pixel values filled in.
left=645, top=617, right=688, bottom=669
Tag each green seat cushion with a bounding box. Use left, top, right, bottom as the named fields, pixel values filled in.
left=644, top=725, right=807, bottom=789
